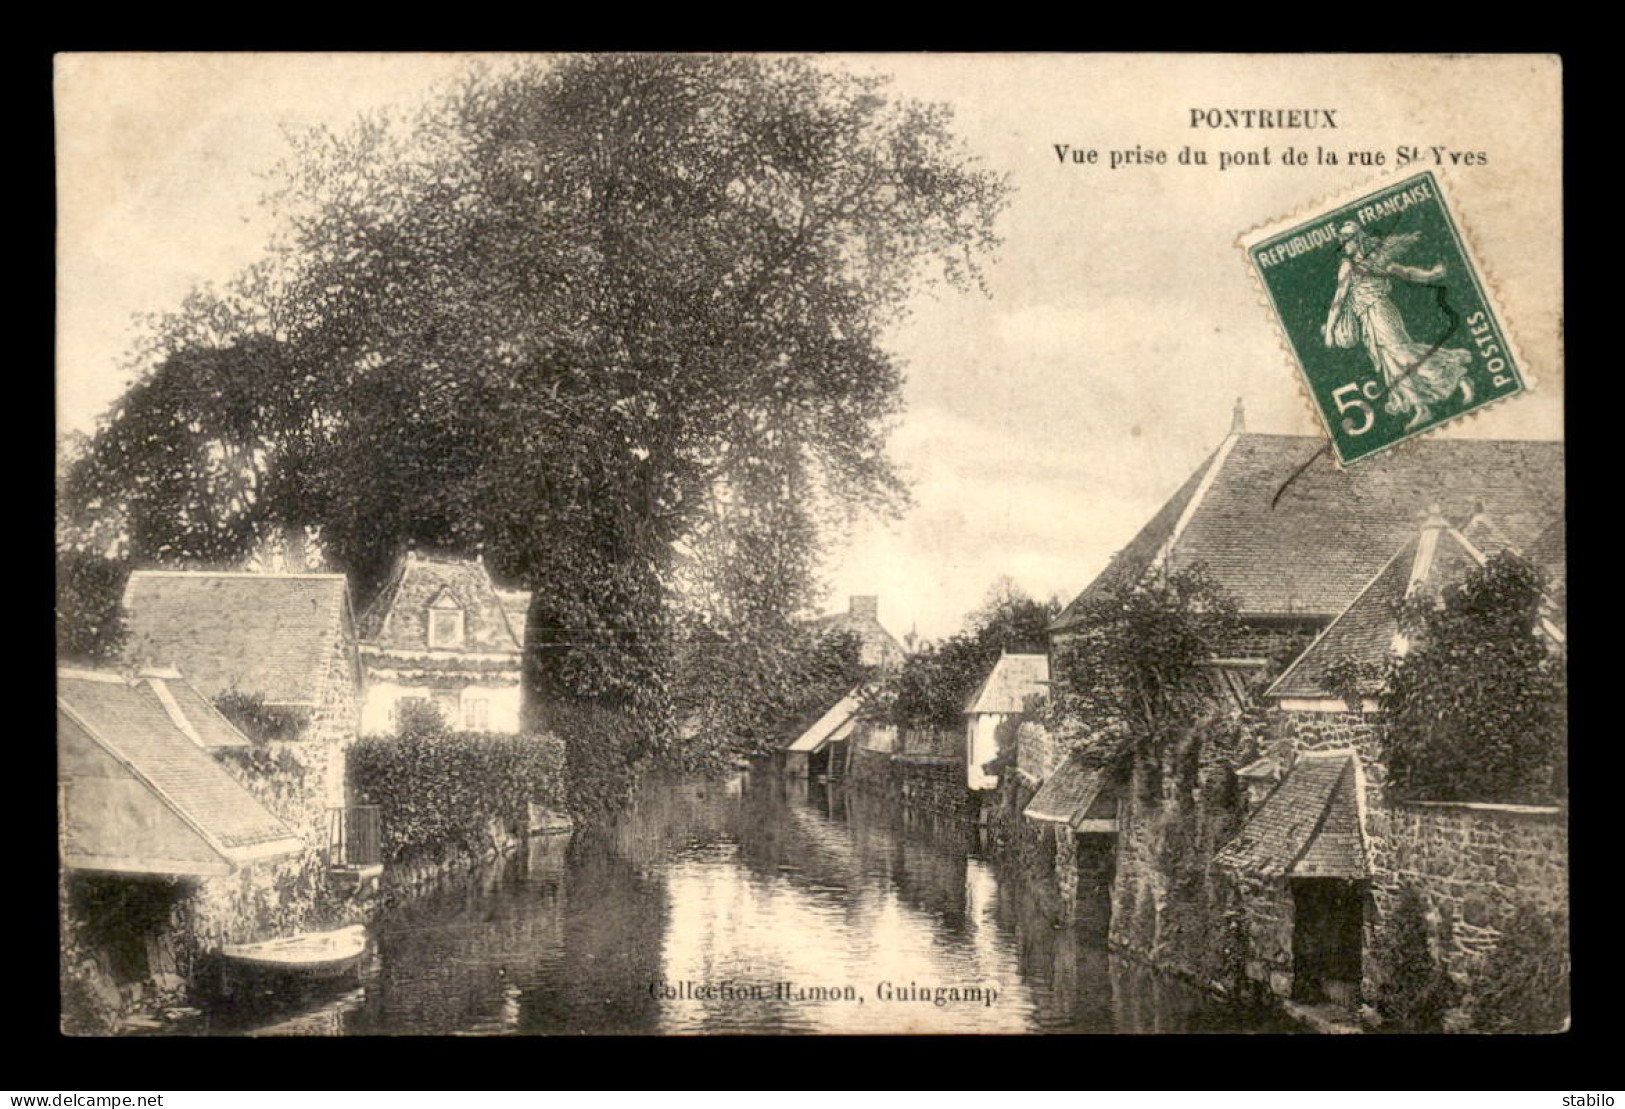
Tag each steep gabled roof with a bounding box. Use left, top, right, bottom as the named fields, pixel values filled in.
left=58, top=668, right=301, bottom=875
left=1267, top=517, right=1564, bottom=701
left=965, top=652, right=1050, bottom=715
left=1053, top=434, right=1563, bottom=629
left=784, top=687, right=864, bottom=753
left=1214, top=751, right=1366, bottom=879
left=122, top=572, right=354, bottom=706
left=1052, top=442, right=1226, bottom=630
left=1023, top=757, right=1116, bottom=829
left=1525, top=518, right=1567, bottom=617
left=138, top=668, right=249, bottom=750
left=358, top=552, right=521, bottom=654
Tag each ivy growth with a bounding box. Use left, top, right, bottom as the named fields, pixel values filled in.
left=1469, top=902, right=1569, bottom=1033
left=1044, top=565, right=1241, bottom=766
left=348, top=713, right=567, bottom=866
left=1381, top=552, right=1565, bottom=804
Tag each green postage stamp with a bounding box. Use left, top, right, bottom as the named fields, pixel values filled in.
left=1241, top=170, right=1526, bottom=464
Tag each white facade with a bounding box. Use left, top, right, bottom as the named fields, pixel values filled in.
left=359, top=676, right=523, bottom=736
left=965, top=713, right=1011, bottom=790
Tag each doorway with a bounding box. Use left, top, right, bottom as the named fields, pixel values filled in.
left=1290, top=878, right=1363, bottom=1005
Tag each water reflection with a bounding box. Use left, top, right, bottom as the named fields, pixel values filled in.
left=214, top=768, right=1290, bottom=1035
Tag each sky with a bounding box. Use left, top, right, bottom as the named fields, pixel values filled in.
left=56, top=53, right=1563, bottom=642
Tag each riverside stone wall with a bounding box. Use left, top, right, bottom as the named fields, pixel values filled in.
left=1106, top=716, right=1263, bottom=997
left=1364, top=800, right=1567, bottom=997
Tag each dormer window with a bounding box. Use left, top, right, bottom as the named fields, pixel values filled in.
left=426, top=589, right=466, bottom=649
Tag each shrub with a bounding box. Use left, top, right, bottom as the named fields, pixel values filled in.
left=1382, top=552, right=1565, bottom=804
left=213, top=691, right=310, bottom=743
left=348, top=729, right=567, bottom=866
left=1372, top=887, right=1460, bottom=1032
left=1470, top=904, right=1569, bottom=1033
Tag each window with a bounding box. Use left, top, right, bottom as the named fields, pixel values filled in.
left=1201, top=661, right=1265, bottom=714
left=432, top=690, right=460, bottom=726
left=428, top=608, right=465, bottom=649
left=466, top=698, right=489, bottom=731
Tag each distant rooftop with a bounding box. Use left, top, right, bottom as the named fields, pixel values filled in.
left=808, top=595, right=906, bottom=669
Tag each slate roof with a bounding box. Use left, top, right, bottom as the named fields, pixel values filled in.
left=784, top=687, right=864, bottom=753
left=1023, top=757, right=1116, bottom=828
left=123, top=572, right=354, bottom=705
left=142, top=670, right=249, bottom=750
left=1268, top=519, right=1560, bottom=700
left=965, top=653, right=1050, bottom=715
left=57, top=669, right=300, bottom=862
left=1526, top=518, right=1567, bottom=617
left=358, top=552, right=521, bottom=654
left=1053, top=434, right=1563, bottom=629
left=1214, top=752, right=1366, bottom=879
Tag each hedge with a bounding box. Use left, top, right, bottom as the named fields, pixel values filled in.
left=348, top=730, right=567, bottom=866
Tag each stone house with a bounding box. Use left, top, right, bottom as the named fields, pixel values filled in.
left=58, top=666, right=305, bottom=1032
left=963, top=651, right=1049, bottom=791
left=1045, top=411, right=1563, bottom=1003
left=807, top=595, right=907, bottom=671
left=356, top=550, right=525, bottom=735
left=120, top=570, right=364, bottom=852
left=1218, top=510, right=1568, bottom=1012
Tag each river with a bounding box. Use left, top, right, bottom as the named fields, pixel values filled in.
left=208, top=769, right=1291, bottom=1035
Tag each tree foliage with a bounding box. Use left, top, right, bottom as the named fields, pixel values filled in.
left=61, top=55, right=1007, bottom=761
left=879, top=578, right=1059, bottom=731
left=677, top=623, right=870, bottom=757
left=1381, top=552, right=1566, bottom=804
left=55, top=549, right=128, bottom=665
left=1044, top=565, right=1241, bottom=761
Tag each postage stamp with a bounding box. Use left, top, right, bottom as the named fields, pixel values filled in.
left=1241, top=170, right=1526, bottom=465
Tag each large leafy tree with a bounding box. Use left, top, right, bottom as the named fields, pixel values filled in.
left=62, top=55, right=1007, bottom=750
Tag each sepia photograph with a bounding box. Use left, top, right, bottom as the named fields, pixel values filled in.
left=54, top=52, right=1565, bottom=1037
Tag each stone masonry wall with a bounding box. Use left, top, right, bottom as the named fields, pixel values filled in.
left=1106, top=712, right=1264, bottom=997
left=1109, top=752, right=1253, bottom=995
left=1363, top=800, right=1567, bottom=1000
left=1240, top=706, right=1568, bottom=1010
left=895, top=758, right=970, bottom=820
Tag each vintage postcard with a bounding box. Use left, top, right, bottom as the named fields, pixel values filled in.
left=55, top=53, right=1564, bottom=1037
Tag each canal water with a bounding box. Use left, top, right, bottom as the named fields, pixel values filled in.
left=210, top=769, right=1291, bottom=1035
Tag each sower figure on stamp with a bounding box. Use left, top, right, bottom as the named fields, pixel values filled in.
left=1323, top=220, right=1473, bottom=430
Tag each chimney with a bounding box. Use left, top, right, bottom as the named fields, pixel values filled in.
left=1407, top=503, right=1450, bottom=597
left=850, top=595, right=879, bottom=620
left=1230, top=397, right=1246, bottom=435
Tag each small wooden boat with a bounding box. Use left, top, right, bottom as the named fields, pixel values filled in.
left=220, top=925, right=368, bottom=979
